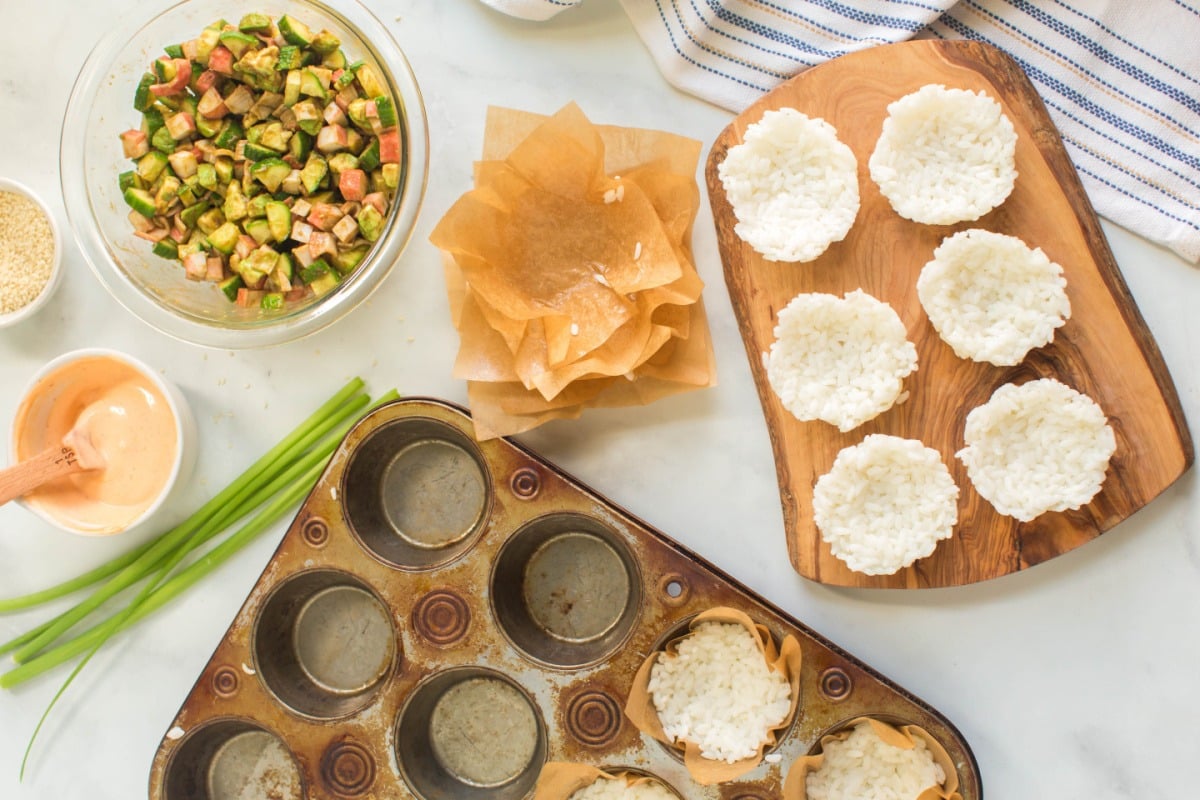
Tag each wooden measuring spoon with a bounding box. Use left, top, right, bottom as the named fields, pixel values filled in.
left=0, top=429, right=105, bottom=506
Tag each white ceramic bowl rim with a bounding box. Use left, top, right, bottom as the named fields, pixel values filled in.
left=0, top=177, right=64, bottom=327
left=9, top=347, right=190, bottom=536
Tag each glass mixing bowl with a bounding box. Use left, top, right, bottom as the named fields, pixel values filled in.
left=61, top=0, right=428, bottom=348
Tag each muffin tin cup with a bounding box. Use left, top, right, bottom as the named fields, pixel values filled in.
left=149, top=397, right=981, bottom=800
left=782, top=716, right=963, bottom=800
left=162, top=719, right=304, bottom=800
left=532, top=763, right=685, bottom=800
left=624, top=607, right=803, bottom=785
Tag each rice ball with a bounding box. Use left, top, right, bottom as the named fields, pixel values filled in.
left=917, top=229, right=1070, bottom=366
left=568, top=774, right=677, bottom=800
left=805, top=721, right=947, bottom=800
left=869, top=84, right=1017, bottom=225
left=648, top=621, right=792, bottom=763
left=813, top=434, right=960, bottom=576
left=767, top=290, right=918, bottom=432
left=957, top=378, right=1116, bottom=521
left=718, top=108, right=860, bottom=263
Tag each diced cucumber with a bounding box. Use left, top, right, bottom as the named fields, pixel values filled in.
left=152, top=238, right=179, bottom=259
left=300, top=257, right=331, bottom=284
left=346, top=98, right=369, bottom=130
left=180, top=201, right=211, bottom=229
left=259, top=122, right=290, bottom=152
left=357, top=139, right=380, bottom=171
left=299, top=68, right=327, bottom=102
left=247, top=193, right=270, bottom=219
left=137, top=150, right=170, bottom=182
left=327, top=152, right=359, bottom=174
left=208, top=221, right=240, bottom=254
left=355, top=64, right=386, bottom=98
left=218, top=274, right=244, bottom=302
left=276, top=45, right=302, bottom=71
left=164, top=43, right=185, bottom=59
left=373, top=96, right=397, bottom=128
left=300, top=154, right=328, bottom=195
left=381, top=162, right=400, bottom=190
left=177, top=181, right=200, bottom=207
left=238, top=13, right=271, bottom=33
left=154, top=176, right=181, bottom=213
left=143, top=106, right=166, bottom=136
left=118, top=170, right=137, bottom=192
left=213, top=118, right=244, bottom=149
left=218, top=30, right=258, bottom=59
left=243, top=217, right=272, bottom=244
left=336, top=61, right=362, bottom=88
left=292, top=100, right=323, bottom=135
left=265, top=201, right=291, bottom=242
left=123, top=187, right=157, bottom=218
left=278, top=15, right=312, bottom=46
left=310, top=30, right=341, bottom=56
left=333, top=246, right=369, bottom=274
left=260, top=292, right=285, bottom=310
left=243, top=141, right=278, bottom=161
left=238, top=246, right=279, bottom=285
left=196, top=27, right=221, bottom=63
left=283, top=70, right=302, bottom=106
left=223, top=181, right=249, bottom=221
left=321, top=49, right=347, bottom=71
left=251, top=157, right=292, bottom=192
left=309, top=269, right=341, bottom=297
left=195, top=111, right=221, bottom=138
left=196, top=162, right=217, bottom=190
left=246, top=123, right=265, bottom=144
left=195, top=207, right=226, bottom=235
left=151, top=126, right=176, bottom=154
left=288, top=130, right=313, bottom=162
left=213, top=156, right=235, bottom=185
left=356, top=204, right=384, bottom=242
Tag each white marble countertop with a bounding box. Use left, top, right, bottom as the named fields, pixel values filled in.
left=1, top=2, right=1197, bottom=798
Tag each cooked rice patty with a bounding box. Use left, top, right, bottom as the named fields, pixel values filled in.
left=918, top=229, right=1070, bottom=366
left=805, top=721, right=947, bottom=800
left=569, top=775, right=677, bottom=800
left=718, top=108, right=859, bottom=263
left=648, top=622, right=792, bottom=764
left=813, top=435, right=959, bottom=576
left=958, top=379, right=1116, bottom=522
left=869, top=84, right=1017, bottom=225
left=767, top=290, right=918, bottom=432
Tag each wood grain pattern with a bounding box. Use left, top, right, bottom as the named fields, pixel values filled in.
left=704, top=40, right=1193, bottom=588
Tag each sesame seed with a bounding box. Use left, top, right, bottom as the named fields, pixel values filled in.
left=0, top=191, right=55, bottom=315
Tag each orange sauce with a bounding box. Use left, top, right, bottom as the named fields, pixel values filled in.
left=15, top=355, right=178, bottom=534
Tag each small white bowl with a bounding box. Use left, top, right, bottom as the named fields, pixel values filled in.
left=0, top=177, right=63, bottom=328
left=8, top=348, right=197, bottom=536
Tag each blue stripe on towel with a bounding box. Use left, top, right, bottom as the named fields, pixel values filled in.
left=1076, top=163, right=1200, bottom=232
left=652, top=0, right=772, bottom=91
left=687, top=0, right=816, bottom=66
left=1051, top=0, right=1200, bottom=88
left=667, top=0, right=794, bottom=78
left=988, top=0, right=1200, bottom=119
left=938, top=15, right=1200, bottom=172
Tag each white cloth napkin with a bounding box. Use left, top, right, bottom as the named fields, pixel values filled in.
left=479, top=0, right=1200, bottom=262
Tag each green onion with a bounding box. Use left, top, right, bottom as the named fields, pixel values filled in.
left=5, top=385, right=398, bottom=777
left=5, top=377, right=366, bottom=663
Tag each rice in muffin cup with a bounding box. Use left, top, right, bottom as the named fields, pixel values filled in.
left=624, top=607, right=803, bottom=785
left=783, top=717, right=961, bottom=800
left=532, top=763, right=680, bottom=800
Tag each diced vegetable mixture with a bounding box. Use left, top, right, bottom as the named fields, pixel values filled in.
left=119, top=13, right=404, bottom=309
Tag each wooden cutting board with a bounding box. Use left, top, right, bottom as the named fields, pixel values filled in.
left=705, top=39, right=1193, bottom=588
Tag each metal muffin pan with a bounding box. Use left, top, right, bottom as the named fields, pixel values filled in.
left=149, top=398, right=981, bottom=800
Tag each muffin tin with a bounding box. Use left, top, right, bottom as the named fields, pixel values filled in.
left=148, top=398, right=981, bottom=799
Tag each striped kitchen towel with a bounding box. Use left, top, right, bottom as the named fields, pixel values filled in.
left=479, top=0, right=1200, bottom=263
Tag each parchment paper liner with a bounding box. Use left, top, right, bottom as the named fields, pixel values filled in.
left=430, top=102, right=716, bottom=439
left=624, top=607, right=803, bottom=785
left=532, top=763, right=681, bottom=800
left=781, top=716, right=963, bottom=800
